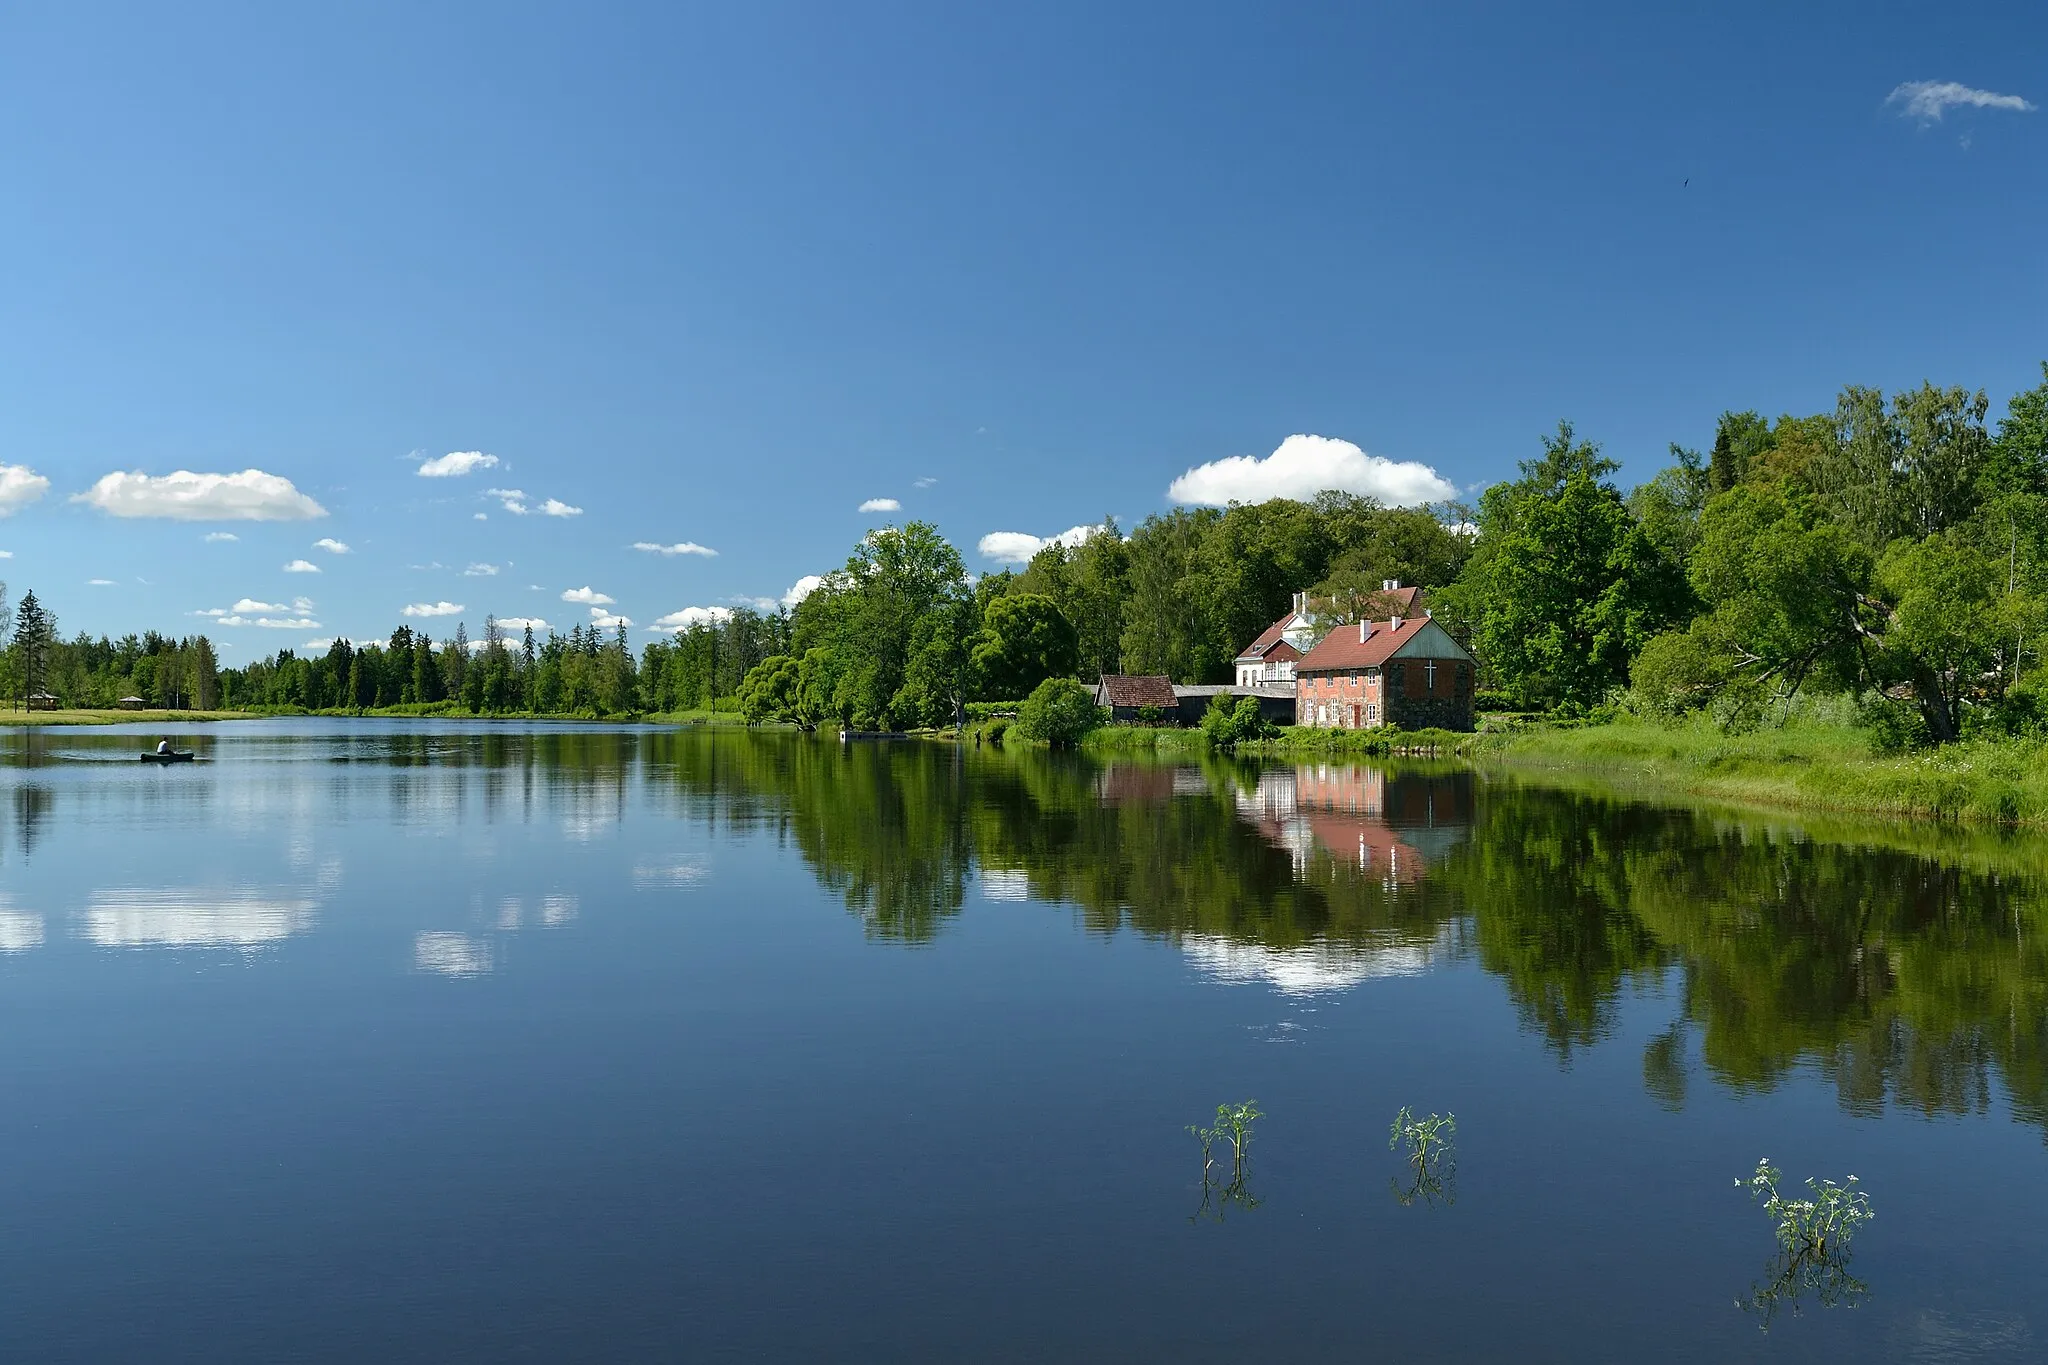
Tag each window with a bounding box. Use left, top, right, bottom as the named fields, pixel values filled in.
left=1350, top=671, right=1359, bottom=686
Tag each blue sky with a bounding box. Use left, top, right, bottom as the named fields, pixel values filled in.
left=1, top=1, right=2043, bottom=654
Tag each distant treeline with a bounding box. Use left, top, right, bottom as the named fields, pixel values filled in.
left=7, top=364, right=2046, bottom=742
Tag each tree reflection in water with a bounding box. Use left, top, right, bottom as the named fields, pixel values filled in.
left=639, top=732, right=2048, bottom=1136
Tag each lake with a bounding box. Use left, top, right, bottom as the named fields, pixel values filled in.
left=1, top=720, right=2043, bottom=1362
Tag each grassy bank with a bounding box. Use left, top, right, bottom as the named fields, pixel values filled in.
left=1239, top=724, right=1477, bottom=758
left=0, top=708, right=258, bottom=726
left=1478, top=717, right=2048, bottom=826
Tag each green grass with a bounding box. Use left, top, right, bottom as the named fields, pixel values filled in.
left=1478, top=715, right=2048, bottom=826
left=1080, top=724, right=1213, bottom=752
left=0, top=707, right=258, bottom=726
left=1239, top=724, right=1477, bottom=757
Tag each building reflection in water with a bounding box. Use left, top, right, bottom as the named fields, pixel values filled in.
left=1235, top=765, right=1471, bottom=887
left=78, top=890, right=319, bottom=949
left=1179, top=764, right=1475, bottom=994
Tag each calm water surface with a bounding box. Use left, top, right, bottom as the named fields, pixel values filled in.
left=1, top=720, right=2043, bottom=1362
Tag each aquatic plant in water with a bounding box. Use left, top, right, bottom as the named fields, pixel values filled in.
left=1737, top=1158, right=1874, bottom=1328
left=1188, top=1100, right=1262, bottom=1221
left=1389, top=1106, right=1456, bottom=1206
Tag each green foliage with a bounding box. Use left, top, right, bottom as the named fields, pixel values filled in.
left=1199, top=694, right=1275, bottom=747
left=1460, top=422, right=1688, bottom=708
left=1388, top=1107, right=1456, bottom=1206
left=1738, top=1159, right=1874, bottom=1328
left=970, top=593, right=1079, bottom=700
left=1011, top=677, right=1105, bottom=746
left=791, top=521, right=973, bottom=729
left=1188, top=1100, right=1262, bottom=1220
left=737, top=654, right=801, bottom=723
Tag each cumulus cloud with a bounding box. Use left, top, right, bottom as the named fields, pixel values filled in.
left=497, top=616, right=548, bottom=632
left=1887, top=80, right=2036, bottom=121
left=652, top=606, right=733, bottom=632
left=195, top=597, right=322, bottom=629
left=418, top=451, right=500, bottom=478
left=487, top=488, right=580, bottom=517
left=204, top=531, right=238, bottom=543
left=402, top=601, right=464, bottom=618
left=977, top=525, right=1099, bottom=564
left=1167, top=434, right=1456, bottom=508
left=561, top=586, right=614, bottom=605
left=589, top=607, right=632, bottom=630
left=632, top=541, right=717, bottom=557
left=76, top=469, right=327, bottom=521
left=283, top=559, right=321, bottom=574
left=474, top=512, right=488, bottom=521
left=0, top=550, right=12, bottom=559
left=463, top=563, right=500, bottom=577
left=782, top=574, right=823, bottom=608
left=313, top=537, right=349, bottom=554
left=0, top=465, right=52, bottom=515
left=858, top=497, right=901, bottom=513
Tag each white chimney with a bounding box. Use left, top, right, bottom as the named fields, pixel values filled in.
left=1391, top=615, right=1403, bottom=631
left=1359, top=620, right=1368, bottom=643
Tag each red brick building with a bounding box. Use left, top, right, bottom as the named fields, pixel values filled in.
left=1294, top=613, right=1476, bottom=731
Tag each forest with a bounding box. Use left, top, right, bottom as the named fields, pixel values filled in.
left=7, top=364, right=2047, bottom=749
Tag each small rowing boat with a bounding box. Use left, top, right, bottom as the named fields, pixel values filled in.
left=140, top=751, right=196, bottom=763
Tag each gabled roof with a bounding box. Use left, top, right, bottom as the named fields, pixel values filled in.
left=1234, top=612, right=1303, bottom=663
left=1297, top=616, right=1473, bottom=672
left=1094, top=674, right=1179, bottom=709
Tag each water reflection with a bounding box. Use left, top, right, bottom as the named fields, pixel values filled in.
left=79, top=889, right=318, bottom=949
left=414, top=931, right=494, bottom=977
left=0, top=904, right=45, bottom=953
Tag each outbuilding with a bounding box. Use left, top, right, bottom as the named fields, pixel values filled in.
left=1091, top=674, right=1180, bottom=724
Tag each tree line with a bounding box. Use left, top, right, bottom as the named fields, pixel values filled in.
left=0, top=586, right=223, bottom=711
left=11, top=360, right=2045, bottom=740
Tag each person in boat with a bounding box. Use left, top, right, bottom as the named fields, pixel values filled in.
left=157, top=737, right=173, bottom=755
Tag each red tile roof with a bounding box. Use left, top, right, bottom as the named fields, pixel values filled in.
left=1297, top=616, right=1462, bottom=672
left=1095, top=674, right=1179, bottom=709
left=1235, top=612, right=1301, bottom=663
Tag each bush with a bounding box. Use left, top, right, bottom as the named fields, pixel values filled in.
left=1011, top=678, right=1105, bottom=747
left=979, top=716, right=1009, bottom=746
left=1857, top=692, right=1932, bottom=754
left=1200, top=695, right=1276, bottom=747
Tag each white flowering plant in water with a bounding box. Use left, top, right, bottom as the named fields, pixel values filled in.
left=1737, top=1158, right=1874, bottom=1328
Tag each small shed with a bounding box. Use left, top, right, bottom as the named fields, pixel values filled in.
left=117, top=696, right=149, bottom=710
left=1092, top=674, right=1180, bottom=724
left=26, top=692, right=60, bottom=711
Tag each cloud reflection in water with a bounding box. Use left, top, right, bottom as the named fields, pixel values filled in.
left=79, top=890, right=317, bottom=949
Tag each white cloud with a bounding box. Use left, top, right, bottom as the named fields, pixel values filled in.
left=589, top=607, right=632, bottom=630
left=208, top=612, right=321, bottom=628
left=88, top=578, right=116, bottom=586
left=652, top=606, right=732, bottom=632
left=782, top=574, right=823, bottom=608
left=463, top=562, right=500, bottom=577
left=313, top=537, right=350, bottom=554
left=977, top=525, right=1099, bottom=563
left=497, top=616, right=548, bottom=632
left=204, top=531, right=238, bottom=543
left=1887, top=80, right=2036, bottom=121
left=0, top=465, right=51, bottom=515
left=0, top=550, right=12, bottom=559
left=859, top=498, right=901, bottom=513
left=283, top=559, right=321, bottom=574
left=561, top=586, right=614, bottom=605
left=75, top=468, right=327, bottom=521
left=402, top=601, right=464, bottom=618
left=474, top=512, right=488, bottom=521
left=418, top=451, right=500, bottom=478
left=1167, top=434, right=1457, bottom=508
left=913, top=476, right=937, bottom=489
left=632, top=541, right=718, bottom=557
left=486, top=488, right=579, bottom=517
